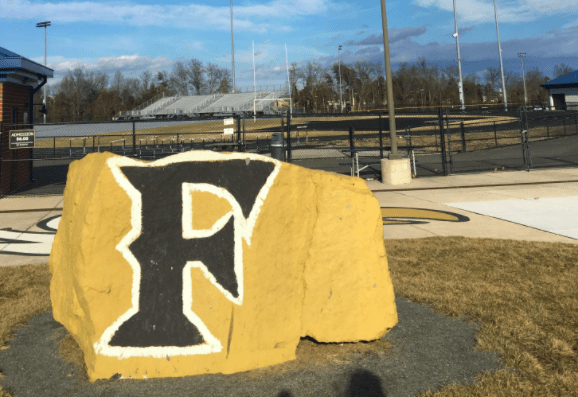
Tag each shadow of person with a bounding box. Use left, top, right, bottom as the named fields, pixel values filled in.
left=277, top=391, right=293, bottom=397
left=345, top=369, right=387, bottom=397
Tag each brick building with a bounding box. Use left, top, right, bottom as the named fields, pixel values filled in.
left=0, top=47, right=53, bottom=195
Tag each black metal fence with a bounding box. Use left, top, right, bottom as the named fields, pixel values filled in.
left=1, top=107, right=577, bottom=197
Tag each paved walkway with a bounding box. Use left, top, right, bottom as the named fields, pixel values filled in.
left=369, top=167, right=578, bottom=244
left=1, top=167, right=577, bottom=267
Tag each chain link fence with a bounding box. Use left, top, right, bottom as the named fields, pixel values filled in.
left=1, top=107, right=577, bottom=197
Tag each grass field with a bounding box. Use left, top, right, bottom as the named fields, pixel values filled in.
left=33, top=114, right=542, bottom=156
left=1, top=236, right=577, bottom=396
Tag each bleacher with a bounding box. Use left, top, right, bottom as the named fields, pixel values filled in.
left=117, top=88, right=290, bottom=120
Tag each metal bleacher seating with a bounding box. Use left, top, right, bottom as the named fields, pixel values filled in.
left=128, top=88, right=290, bottom=119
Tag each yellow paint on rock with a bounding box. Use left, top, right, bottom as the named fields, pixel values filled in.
left=189, top=190, right=233, bottom=230
left=49, top=151, right=397, bottom=381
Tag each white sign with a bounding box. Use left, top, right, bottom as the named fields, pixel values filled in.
left=224, top=128, right=234, bottom=135
left=224, top=118, right=234, bottom=126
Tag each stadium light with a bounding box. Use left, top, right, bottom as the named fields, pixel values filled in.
left=380, top=0, right=400, bottom=159
left=452, top=0, right=465, bottom=111
left=36, top=21, right=51, bottom=124
left=493, top=0, right=508, bottom=112
left=338, top=45, right=343, bottom=113
left=518, top=53, right=528, bottom=107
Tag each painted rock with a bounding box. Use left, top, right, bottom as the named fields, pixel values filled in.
left=49, top=151, right=397, bottom=381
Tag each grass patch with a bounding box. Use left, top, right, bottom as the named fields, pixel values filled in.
left=385, top=237, right=578, bottom=396
left=1, top=237, right=578, bottom=395
left=0, top=263, right=51, bottom=397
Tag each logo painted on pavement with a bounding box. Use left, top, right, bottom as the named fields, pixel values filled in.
left=0, top=215, right=61, bottom=256
left=381, top=207, right=470, bottom=225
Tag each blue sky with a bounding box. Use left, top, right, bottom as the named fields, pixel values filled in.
left=2, top=0, right=578, bottom=89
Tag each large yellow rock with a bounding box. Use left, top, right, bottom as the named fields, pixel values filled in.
left=49, top=151, right=397, bottom=381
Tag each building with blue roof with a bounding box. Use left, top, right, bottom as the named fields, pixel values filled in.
left=541, top=70, right=578, bottom=110
left=0, top=47, right=53, bottom=195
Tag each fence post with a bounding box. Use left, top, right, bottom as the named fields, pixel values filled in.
left=53, top=136, right=56, bottom=157
left=378, top=112, right=384, bottom=159
left=460, top=121, right=466, bottom=152
left=132, top=120, right=136, bottom=156
left=445, top=110, right=453, bottom=174
left=242, top=113, right=246, bottom=152
left=349, top=127, right=355, bottom=158
left=575, top=114, right=578, bottom=134
left=494, top=121, right=498, bottom=147
left=546, top=116, right=550, bottom=138
left=286, top=110, right=292, bottom=162
left=438, top=107, right=448, bottom=176
left=519, top=107, right=532, bottom=171
left=434, top=125, right=438, bottom=149
left=564, top=118, right=567, bottom=136
left=236, top=114, right=242, bottom=148
left=407, top=127, right=412, bottom=147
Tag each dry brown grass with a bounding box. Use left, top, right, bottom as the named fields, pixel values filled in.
left=385, top=237, right=578, bottom=396
left=2, top=236, right=578, bottom=396
left=0, top=263, right=51, bottom=396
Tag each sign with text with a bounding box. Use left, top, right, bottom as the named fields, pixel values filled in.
left=9, top=130, right=35, bottom=149
left=223, top=128, right=234, bottom=135
left=224, top=118, right=234, bottom=126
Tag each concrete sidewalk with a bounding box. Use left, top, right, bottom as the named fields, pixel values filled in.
left=1, top=167, right=578, bottom=267
left=369, top=168, right=578, bottom=244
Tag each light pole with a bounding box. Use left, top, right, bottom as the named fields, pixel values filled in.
left=518, top=53, right=528, bottom=107
left=452, top=0, right=465, bottom=111
left=493, top=0, right=507, bottom=111
left=380, top=0, right=400, bottom=159
left=230, top=0, right=235, bottom=93
left=338, top=45, right=343, bottom=113
left=36, top=21, right=51, bottom=124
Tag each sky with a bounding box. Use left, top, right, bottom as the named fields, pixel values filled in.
left=2, top=0, right=578, bottom=90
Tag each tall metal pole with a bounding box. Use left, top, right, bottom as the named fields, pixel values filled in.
left=452, top=0, right=465, bottom=110
left=380, top=0, right=400, bottom=159
left=493, top=0, right=507, bottom=112
left=285, top=44, right=292, bottom=114
left=36, top=21, right=51, bottom=124
left=253, top=41, right=256, bottom=119
left=338, top=45, right=343, bottom=113
left=230, top=0, right=236, bottom=93
left=519, top=53, right=528, bottom=107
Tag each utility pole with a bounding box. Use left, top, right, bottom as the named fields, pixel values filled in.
left=452, top=0, right=465, bottom=111
left=338, top=45, right=343, bottom=113
left=518, top=53, right=528, bottom=107
left=493, top=0, right=508, bottom=111
left=230, top=0, right=235, bottom=93
left=380, top=0, right=401, bottom=159
left=36, top=21, right=51, bottom=124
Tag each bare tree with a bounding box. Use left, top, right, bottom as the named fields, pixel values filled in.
left=484, top=67, right=500, bottom=90
left=554, top=64, right=574, bottom=78
left=111, top=70, right=126, bottom=94
left=205, top=63, right=223, bottom=94
left=217, top=68, right=232, bottom=93
left=187, top=58, right=205, bottom=95
left=139, top=71, right=152, bottom=92
left=169, top=61, right=190, bottom=96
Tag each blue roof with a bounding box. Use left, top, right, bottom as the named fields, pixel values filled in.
left=0, top=46, right=54, bottom=78
left=541, top=70, right=578, bottom=88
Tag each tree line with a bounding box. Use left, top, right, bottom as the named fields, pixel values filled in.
left=35, top=58, right=572, bottom=123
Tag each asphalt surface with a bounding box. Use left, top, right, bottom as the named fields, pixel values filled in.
left=0, top=297, right=506, bottom=397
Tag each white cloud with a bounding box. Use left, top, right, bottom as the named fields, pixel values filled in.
left=412, top=0, right=578, bottom=23
left=0, top=0, right=345, bottom=32
left=31, top=53, right=174, bottom=84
